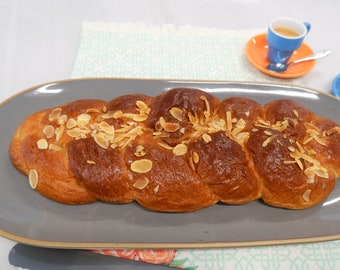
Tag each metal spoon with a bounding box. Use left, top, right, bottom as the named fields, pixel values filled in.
left=266, top=49, right=331, bottom=73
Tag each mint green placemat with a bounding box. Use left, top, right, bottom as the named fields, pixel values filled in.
left=72, top=22, right=303, bottom=84
left=73, top=22, right=340, bottom=270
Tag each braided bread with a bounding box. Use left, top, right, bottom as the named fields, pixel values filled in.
left=9, top=88, right=340, bottom=212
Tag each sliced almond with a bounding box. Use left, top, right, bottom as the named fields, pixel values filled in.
left=326, top=126, right=340, bottom=136
left=316, top=167, right=329, bottom=179
left=101, top=111, right=118, bottom=119
left=192, top=151, right=200, bottom=164
left=153, top=184, right=160, bottom=194
left=77, top=113, right=91, bottom=127
left=58, top=114, right=68, bottom=125
left=132, top=114, right=148, bottom=122
left=43, top=125, right=54, bottom=138
left=48, top=144, right=61, bottom=151
left=67, top=127, right=90, bottom=138
left=28, top=169, right=38, bottom=189
left=173, top=143, right=188, bottom=156
left=66, top=118, right=77, bottom=129
left=200, top=96, right=210, bottom=119
left=136, top=100, right=148, bottom=110
left=311, top=134, right=327, bottom=146
left=202, top=133, right=212, bottom=143
left=288, top=146, right=296, bottom=152
left=133, top=177, right=149, bottom=190
left=55, top=126, right=65, bottom=141
left=300, top=153, right=314, bottom=163
left=262, top=135, right=277, bottom=147
left=306, top=129, right=320, bottom=136
left=292, top=110, right=299, bottom=118
left=134, top=145, right=146, bottom=157
left=158, top=142, right=173, bottom=150
left=306, top=177, right=315, bottom=184
left=159, top=117, right=179, bottom=132
left=264, top=130, right=273, bottom=136
left=296, top=159, right=304, bottom=170
left=37, top=138, right=48, bottom=149
left=98, top=121, right=115, bottom=135
left=130, top=159, right=153, bottom=173
left=86, top=108, right=101, bottom=114
left=48, top=108, right=62, bottom=122
left=188, top=112, right=198, bottom=125
left=283, top=160, right=297, bottom=165
left=94, top=133, right=109, bottom=149
left=188, top=156, right=196, bottom=172
left=302, top=189, right=311, bottom=202
left=226, top=111, right=232, bottom=131
left=169, top=107, right=183, bottom=121
left=303, top=136, right=313, bottom=145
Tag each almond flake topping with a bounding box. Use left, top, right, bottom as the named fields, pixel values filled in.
left=37, top=139, right=48, bottom=149
left=77, top=113, right=91, bottom=127
left=200, top=96, right=211, bottom=119
left=159, top=117, right=179, bottom=132
left=98, top=121, right=115, bottom=135
left=66, top=127, right=91, bottom=138
left=130, top=159, right=153, bottom=173
left=192, top=151, right=200, bottom=164
left=134, top=145, right=146, bottom=157
left=262, top=135, right=277, bottom=147
left=158, top=142, right=173, bottom=150
left=292, top=110, right=299, bottom=118
left=94, top=133, right=109, bottom=149
left=48, top=144, right=61, bottom=151
left=226, top=111, right=232, bottom=131
left=136, top=100, right=148, bottom=110
left=188, top=156, right=196, bottom=172
left=173, top=143, right=188, bottom=156
left=133, top=114, right=148, bottom=122
left=326, top=126, right=340, bottom=136
left=48, top=108, right=62, bottom=122
left=302, top=189, right=312, bottom=202
left=28, top=169, right=38, bottom=189
left=133, top=177, right=149, bottom=190
left=153, top=185, right=160, bottom=194
left=55, top=126, right=65, bottom=141
left=284, top=140, right=329, bottom=182
left=169, top=107, right=183, bottom=121
left=66, top=118, right=77, bottom=129
left=202, top=133, right=212, bottom=143
left=58, top=114, right=68, bottom=125
left=43, top=125, right=54, bottom=138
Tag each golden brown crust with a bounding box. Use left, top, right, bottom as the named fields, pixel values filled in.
left=9, top=88, right=340, bottom=212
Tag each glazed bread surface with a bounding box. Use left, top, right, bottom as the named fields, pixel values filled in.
left=9, top=88, right=340, bottom=212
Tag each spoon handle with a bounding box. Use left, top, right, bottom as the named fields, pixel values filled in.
left=292, top=50, right=331, bottom=64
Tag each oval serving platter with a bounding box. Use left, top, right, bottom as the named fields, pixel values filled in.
left=0, top=78, right=340, bottom=249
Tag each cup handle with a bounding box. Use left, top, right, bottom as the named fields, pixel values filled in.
left=304, top=22, right=311, bottom=33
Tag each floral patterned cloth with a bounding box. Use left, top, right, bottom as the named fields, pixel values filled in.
left=73, top=22, right=340, bottom=269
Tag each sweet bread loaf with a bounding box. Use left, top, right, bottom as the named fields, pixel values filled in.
left=9, top=88, right=340, bottom=212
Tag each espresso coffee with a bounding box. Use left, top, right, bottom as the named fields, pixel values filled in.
left=274, top=27, right=299, bottom=37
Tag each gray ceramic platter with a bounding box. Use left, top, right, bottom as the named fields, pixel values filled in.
left=1, top=78, right=340, bottom=249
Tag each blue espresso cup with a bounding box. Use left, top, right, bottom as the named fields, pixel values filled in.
left=266, top=17, right=311, bottom=64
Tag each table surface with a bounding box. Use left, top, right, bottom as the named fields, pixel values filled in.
left=1, top=0, right=339, bottom=269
